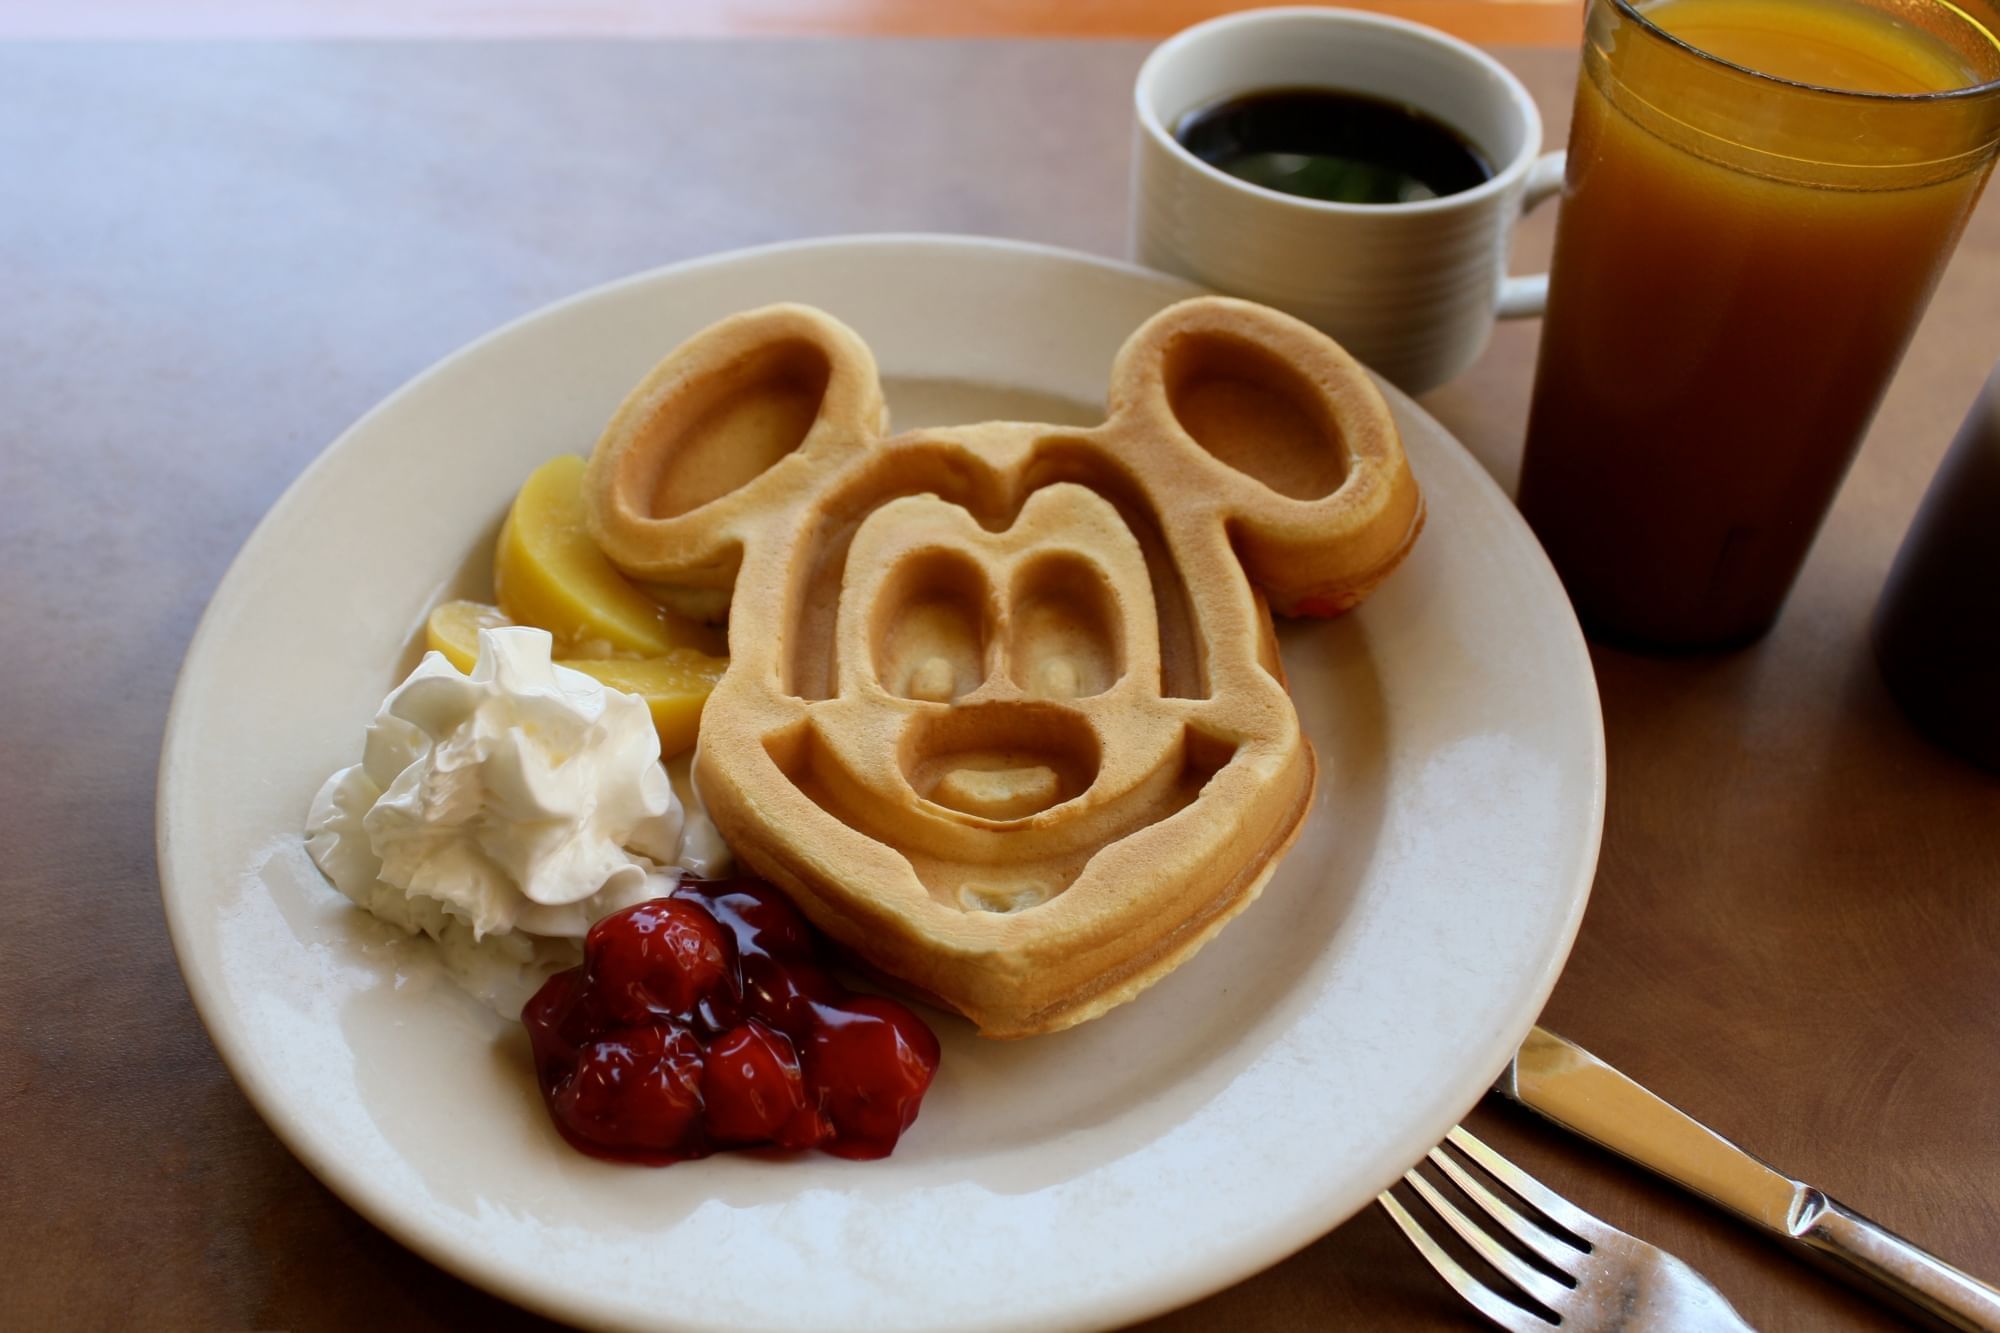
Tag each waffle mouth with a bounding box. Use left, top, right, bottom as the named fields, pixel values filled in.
left=901, top=701, right=1101, bottom=823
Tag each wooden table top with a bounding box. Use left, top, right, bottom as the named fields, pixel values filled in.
left=8, top=0, right=1582, bottom=45
left=4, top=37, right=1996, bottom=1333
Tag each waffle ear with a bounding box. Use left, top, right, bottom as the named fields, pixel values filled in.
left=1106, top=297, right=1422, bottom=617
left=585, top=304, right=887, bottom=597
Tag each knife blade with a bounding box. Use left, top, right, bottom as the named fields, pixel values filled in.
left=1495, top=1026, right=2000, bottom=1333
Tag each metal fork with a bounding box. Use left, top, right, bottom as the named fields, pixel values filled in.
left=1380, top=1127, right=1755, bottom=1331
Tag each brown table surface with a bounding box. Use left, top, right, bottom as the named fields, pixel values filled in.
left=5, top=38, right=1997, bottom=1333
left=6, top=0, right=1585, bottom=45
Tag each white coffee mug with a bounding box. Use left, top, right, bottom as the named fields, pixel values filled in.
left=1132, top=7, right=1565, bottom=395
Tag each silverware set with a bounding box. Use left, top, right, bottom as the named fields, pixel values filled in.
left=1386, top=1028, right=2000, bottom=1331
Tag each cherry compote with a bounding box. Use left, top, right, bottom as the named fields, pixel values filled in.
left=521, top=877, right=941, bottom=1165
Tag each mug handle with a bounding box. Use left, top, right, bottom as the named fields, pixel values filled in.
left=1496, top=150, right=1569, bottom=320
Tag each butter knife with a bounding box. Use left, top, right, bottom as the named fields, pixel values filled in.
left=1494, top=1026, right=2000, bottom=1332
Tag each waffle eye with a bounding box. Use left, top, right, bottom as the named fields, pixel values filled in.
left=1006, top=553, right=1123, bottom=700
left=870, top=550, right=996, bottom=703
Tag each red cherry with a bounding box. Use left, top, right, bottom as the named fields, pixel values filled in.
left=523, top=882, right=942, bottom=1168
left=521, top=966, right=592, bottom=1084
left=676, top=876, right=818, bottom=964
left=692, top=980, right=746, bottom=1037
left=700, top=1020, right=830, bottom=1149
left=743, top=957, right=846, bottom=1040
left=586, top=899, right=736, bottom=1023
left=1294, top=593, right=1352, bottom=618
left=550, top=1024, right=706, bottom=1158
left=804, top=995, right=942, bottom=1159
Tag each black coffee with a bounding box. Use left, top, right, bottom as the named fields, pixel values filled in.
left=1174, top=87, right=1493, bottom=205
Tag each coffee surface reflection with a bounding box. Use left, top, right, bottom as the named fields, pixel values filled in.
left=1174, top=87, right=1493, bottom=205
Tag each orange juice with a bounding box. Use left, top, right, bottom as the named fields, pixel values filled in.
left=1651, top=0, right=1993, bottom=93
left=1517, top=0, right=2000, bottom=647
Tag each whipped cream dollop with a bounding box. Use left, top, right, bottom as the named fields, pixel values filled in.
left=306, top=626, right=728, bottom=1010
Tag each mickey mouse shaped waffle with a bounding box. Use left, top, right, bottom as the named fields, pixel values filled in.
left=585, top=298, right=1421, bottom=1037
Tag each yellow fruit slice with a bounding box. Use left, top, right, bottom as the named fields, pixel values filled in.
left=425, top=598, right=511, bottom=673
left=564, top=653, right=729, bottom=760
left=423, top=600, right=726, bottom=759
left=494, top=454, right=725, bottom=658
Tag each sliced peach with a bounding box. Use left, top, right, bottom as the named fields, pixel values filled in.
left=494, top=455, right=725, bottom=658
left=422, top=600, right=726, bottom=759
left=564, top=653, right=729, bottom=760
left=425, top=599, right=511, bottom=673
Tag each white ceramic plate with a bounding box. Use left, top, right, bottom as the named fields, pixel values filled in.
left=158, top=235, right=1603, bottom=1332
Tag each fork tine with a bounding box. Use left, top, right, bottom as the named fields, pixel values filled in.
left=1378, top=1190, right=1554, bottom=1333
left=1446, top=1126, right=1607, bottom=1243
left=1428, top=1144, right=1584, bottom=1273
left=1403, top=1169, right=1575, bottom=1313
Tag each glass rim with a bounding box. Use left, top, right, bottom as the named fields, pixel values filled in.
left=1610, top=0, right=2000, bottom=102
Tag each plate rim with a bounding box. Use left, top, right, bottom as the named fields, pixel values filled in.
left=156, top=231, right=1605, bottom=1332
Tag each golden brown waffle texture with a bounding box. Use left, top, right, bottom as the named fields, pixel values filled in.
left=585, top=297, right=1422, bottom=1036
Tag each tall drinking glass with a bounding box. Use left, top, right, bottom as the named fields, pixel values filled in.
left=1517, top=0, right=2000, bottom=649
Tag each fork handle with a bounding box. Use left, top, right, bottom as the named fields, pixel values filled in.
left=1800, top=1193, right=2000, bottom=1333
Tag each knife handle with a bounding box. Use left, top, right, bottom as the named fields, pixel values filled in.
left=1799, top=1193, right=2000, bottom=1333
